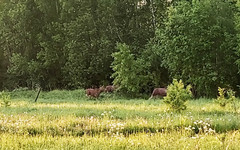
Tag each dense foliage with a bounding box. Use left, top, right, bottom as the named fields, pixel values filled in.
left=0, top=0, right=167, bottom=90
left=156, top=0, right=238, bottom=97
left=112, top=43, right=152, bottom=94
left=0, top=0, right=240, bottom=97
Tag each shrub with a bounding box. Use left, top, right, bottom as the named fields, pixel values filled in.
left=215, top=87, right=237, bottom=112
left=0, top=91, right=11, bottom=107
left=216, top=87, right=228, bottom=107
left=163, top=79, right=192, bottom=112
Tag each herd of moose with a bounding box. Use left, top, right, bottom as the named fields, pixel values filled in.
left=85, top=86, right=167, bottom=99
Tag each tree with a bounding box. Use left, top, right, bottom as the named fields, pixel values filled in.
left=140, top=39, right=169, bottom=89
left=0, top=0, right=169, bottom=91
left=0, top=0, right=45, bottom=89
left=63, top=1, right=115, bottom=88
left=236, top=0, right=240, bottom=87
left=111, top=43, right=151, bottom=94
left=156, top=0, right=238, bottom=97
left=7, top=53, right=30, bottom=88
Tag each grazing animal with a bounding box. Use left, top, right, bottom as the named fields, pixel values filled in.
left=105, top=85, right=117, bottom=93
left=86, top=86, right=105, bottom=98
left=149, top=88, right=167, bottom=99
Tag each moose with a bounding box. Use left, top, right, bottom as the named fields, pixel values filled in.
left=149, top=88, right=167, bottom=99
left=86, top=86, right=105, bottom=98
left=104, top=85, right=117, bottom=93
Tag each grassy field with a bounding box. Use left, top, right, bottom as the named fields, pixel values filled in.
left=0, top=89, right=240, bottom=149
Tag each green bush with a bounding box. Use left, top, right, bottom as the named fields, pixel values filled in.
left=163, top=79, right=192, bottom=112
left=0, top=91, right=11, bottom=107
left=215, top=87, right=237, bottom=112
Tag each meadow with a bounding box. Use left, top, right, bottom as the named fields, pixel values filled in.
left=0, top=89, right=240, bottom=150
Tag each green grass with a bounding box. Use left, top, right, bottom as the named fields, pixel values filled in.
left=0, top=90, right=240, bottom=149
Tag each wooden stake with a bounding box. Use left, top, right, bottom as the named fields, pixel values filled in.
left=34, top=87, right=41, bottom=102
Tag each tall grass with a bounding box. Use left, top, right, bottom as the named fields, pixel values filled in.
left=0, top=89, right=240, bottom=149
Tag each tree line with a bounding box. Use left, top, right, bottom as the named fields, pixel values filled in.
left=0, top=0, right=240, bottom=97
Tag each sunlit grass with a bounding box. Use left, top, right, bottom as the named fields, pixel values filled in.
left=1, top=131, right=240, bottom=150
left=0, top=90, right=240, bottom=149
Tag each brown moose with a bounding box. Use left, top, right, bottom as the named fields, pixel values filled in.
left=149, top=88, right=167, bottom=99
left=86, top=86, right=105, bottom=98
left=104, top=85, right=117, bottom=93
